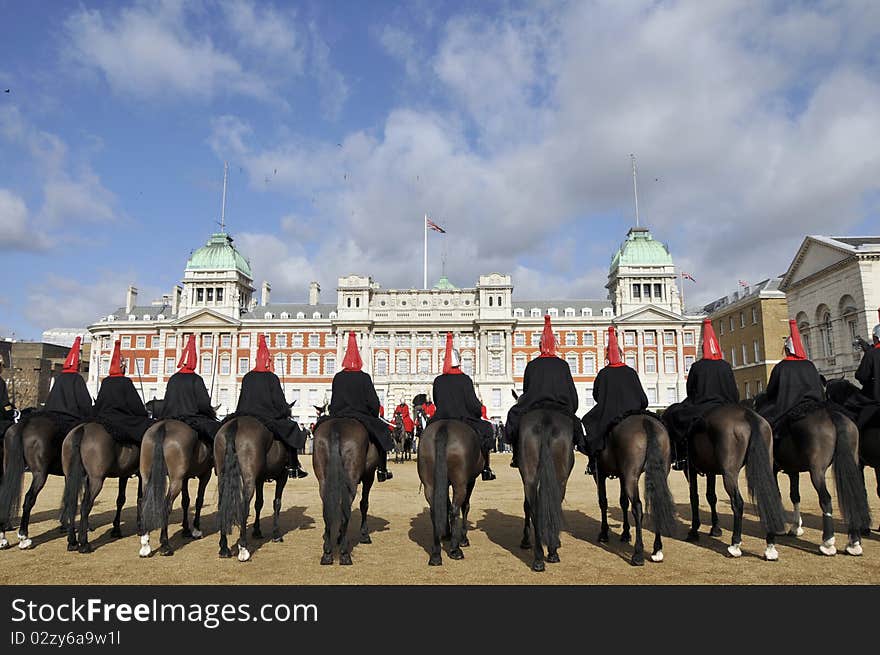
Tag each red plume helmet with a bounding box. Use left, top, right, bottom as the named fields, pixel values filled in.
left=342, top=332, right=363, bottom=371
left=108, top=340, right=125, bottom=377
left=177, top=334, right=198, bottom=373
left=539, top=315, right=557, bottom=358
left=253, top=334, right=272, bottom=372
left=785, top=319, right=807, bottom=360
left=606, top=327, right=624, bottom=367
left=442, top=332, right=462, bottom=374
left=701, top=319, right=722, bottom=360
left=62, top=336, right=82, bottom=373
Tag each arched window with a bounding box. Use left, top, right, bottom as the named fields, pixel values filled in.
left=581, top=307, right=592, bottom=317
left=839, top=295, right=859, bottom=345
left=818, top=307, right=833, bottom=358
left=313, top=311, right=322, bottom=319
left=548, top=308, right=558, bottom=317
left=375, top=352, right=388, bottom=376
left=497, top=296, right=502, bottom=306
left=564, top=307, right=575, bottom=317
left=355, top=297, right=360, bottom=308
left=264, top=312, right=274, bottom=319
left=396, top=352, right=410, bottom=375
left=274, top=354, right=286, bottom=376
left=461, top=351, right=474, bottom=376
left=418, top=350, right=431, bottom=374
left=488, top=296, right=494, bottom=307
left=280, top=312, right=290, bottom=319
left=291, top=354, right=304, bottom=376
left=796, top=311, right=811, bottom=359
left=514, top=308, right=524, bottom=317
left=530, top=308, right=541, bottom=317
left=201, top=354, right=213, bottom=375
left=325, top=355, right=336, bottom=376
left=296, top=312, right=305, bottom=319
left=346, top=297, right=351, bottom=308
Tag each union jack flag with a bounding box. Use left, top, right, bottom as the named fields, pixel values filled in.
left=681, top=272, right=696, bottom=282
left=738, top=279, right=749, bottom=288
left=426, top=217, right=446, bottom=233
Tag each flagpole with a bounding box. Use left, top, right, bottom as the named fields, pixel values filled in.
left=680, top=271, right=685, bottom=310
left=423, top=214, right=428, bottom=290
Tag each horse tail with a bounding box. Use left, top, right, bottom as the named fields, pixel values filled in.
left=141, top=423, right=169, bottom=533
left=0, top=423, right=27, bottom=529
left=322, top=424, right=352, bottom=544
left=217, top=420, right=244, bottom=534
left=743, top=411, right=786, bottom=534
left=535, top=413, right=563, bottom=550
left=432, top=423, right=449, bottom=540
left=830, top=411, right=871, bottom=534
left=60, top=425, right=87, bottom=528
left=643, top=418, right=677, bottom=536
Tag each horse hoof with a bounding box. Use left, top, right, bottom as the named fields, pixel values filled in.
left=219, top=547, right=233, bottom=559
left=0, top=538, right=8, bottom=550
left=520, top=539, right=531, bottom=550
left=788, top=527, right=804, bottom=537
left=547, top=552, right=560, bottom=564
left=597, top=532, right=609, bottom=544
left=110, top=527, right=122, bottom=539
left=650, top=550, right=664, bottom=563
left=139, top=544, right=151, bottom=558
left=764, top=545, right=779, bottom=561
left=685, top=531, right=700, bottom=543
left=237, top=547, right=251, bottom=562
left=359, top=534, right=371, bottom=544
left=190, top=529, right=203, bottom=539
left=630, top=554, right=645, bottom=567
left=67, top=542, right=78, bottom=552
left=340, top=553, right=352, bottom=566
left=320, top=553, right=333, bottom=565
left=449, top=548, right=464, bottom=560
left=861, top=528, right=872, bottom=537
left=272, top=535, right=283, bottom=543
left=428, top=555, right=442, bottom=566
left=709, top=526, right=722, bottom=537
left=251, top=530, right=263, bottom=539
left=18, top=538, right=32, bottom=550
left=181, top=529, right=193, bottom=539
left=620, top=533, right=631, bottom=544
left=726, top=543, right=742, bottom=558
left=532, top=560, right=545, bottom=572
left=78, top=543, right=92, bottom=554
left=160, top=546, right=174, bottom=557
left=460, top=536, right=470, bottom=547
left=845, top=542, right=863, bottom=557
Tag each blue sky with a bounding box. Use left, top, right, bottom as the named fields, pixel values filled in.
left=1, top=0, right=879, bottom=339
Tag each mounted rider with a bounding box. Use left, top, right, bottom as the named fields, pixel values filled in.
left=394, top=398, right=415, bottom=434
left=505, top=315, right=584, bottom=468
left=663, top=319, right=739, bottom=469
left=0, top=355, right=16, bottom=439
left=855, top=311, right=880, bottom=401
left=92, top=340, right=153, bottom=445
left=233, top=334, right=308, bottom=479
left=42, top=336, right=93, bottom=435
left=155, top=334, right=219, bottom=442
left=755, top=320, right=825, bottom=436
left=316, top=331, right=394, bottom=481
left=429, top=332, right=496, bottom=481
left=581, top=326, right=649, bottom=475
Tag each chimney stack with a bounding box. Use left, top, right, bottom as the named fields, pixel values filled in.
left=126, top=286, right=138, bottom=314
left=309, top=281, right=321, bottom=306
left=172, top=285, right=182, bottom=315
left=261, top=281, right=271, bottom=307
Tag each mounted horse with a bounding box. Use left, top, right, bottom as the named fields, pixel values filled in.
left=312, top=417, right=379, bottom=565
left=516, top=408, right=574, bottom=571
left=593, top=413, right=677, bottom=566
left=417, top=419, right=484, bottom=566
left=391, top=410, right=412, bottom=462
left=60, top=422, right=141, bottom=553
left=679, top=404, right=786, bottom=560
left=137, top=419, right=213, bottom=557
left=214, top=416, right=288, bottom=561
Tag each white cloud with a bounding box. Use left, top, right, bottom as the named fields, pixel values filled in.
left=221, top=0, right=304, bottom=71
left=308, top=21, right=349, bottom=120
left=378, top=25, right=421, bottom=79
left=0, top=189, right=50, bottom=251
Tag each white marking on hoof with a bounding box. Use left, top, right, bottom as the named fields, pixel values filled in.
left=18, top=537, right=32, bottom=550
left=17, top=531, right=25, bottom=541
left=764, top=545, right=779, bottom=561
left=819, top=537, right=836, bottom=556
left=238, top=547, right=251, bottom=562
left=788, top=526, right=805, bottom=537
left=650, top=550, right=663, bottom=563
left=191, top=528, right=202, bottom=538
left=845, top=542, right=863, bottom=557
left=0, top=538, right=7, bottom=549
left=727, top=543, right=742, bottom=558
left=139, top=534, right=151, bottom=557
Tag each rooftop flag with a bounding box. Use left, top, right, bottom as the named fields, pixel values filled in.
left=681, top=272, right=696, bottom=282
left=426, top=217, right=446, bottom=233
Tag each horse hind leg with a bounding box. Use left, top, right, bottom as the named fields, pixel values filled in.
left=252, top=483, right=264, bottom=539
left=338, top=485, right=355, bottom=566
left=460, top=478, right=475, bottom=548
left=159, top=477, right=183, bottom=556
left=597, top=475, right=610, bottom=543
left=685, top=459, right=701, bottom=542
left=810, top=467, right=836, bottom=556
left=619, top=487, right=631, bottom=543
left=110, top=477, right=127, bottom=538
left=238, top=481, right=256, bottom=562
left=788, top=472, right=804, bottom=536
left=359, top=474, right=374, bottom=544
left=191, top=471, right=209, bottom=539
left=18, top=470, right=48, bottom=549
left=271, top=476, right=286, bottom=543
left=706, top=474, right=722, bottom=537
left=78, top=476, right=105, bottom=554
left=626, top=476, right=645, bottom=567
left=721, top=471, right=744, bottom=558
left=520, top=499, right=532, bottom=549
left=447, top=484, right=466, bottom=561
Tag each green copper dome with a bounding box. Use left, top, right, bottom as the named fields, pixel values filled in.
left=610, top=227, right=673, bottom=270
left=433, top=275, right=457, bottom=290
left=186, top=233, right=253, bottom=278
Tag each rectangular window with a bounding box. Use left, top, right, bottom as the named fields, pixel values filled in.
left=742, top=344, right=748, bottom=365
left=291, top=356, right=304, bottom=375
left=745, top=381, right=751, bottom=399
left=583, top=355, right=596, bottom=375
left=216, top=288, right=224, bottom=302
left=684, top=355, right=695, bottom=372
left=491, top=388, right=502, bottom=409
left=531, top=332, right=542, bottom=346
left=663, top=331, right=675, bottom=346
left=206, top=288, right=214, bottom=302
left=490, top=356, right=502, bottom=374
left=275, top=356, right=287, bottom=376
left=490, top=332, right=501, bottom=346
left=645, top=355, right=657, bottom=373
left=238, top=357, right=249, bottom=374
left=277, top=333, right=288, bottom=348
left=731, top=349, right=737, bottom=366
left=757, top=380, right=763, bottom=393
left=220, top=358, right=230, bottom=375
left=583, top=332, right=595, bottom=346
left=326, top=335, right=336, bottom=348
left=740, top=312, right=745, bottom=328
left=664, top=353, right=676, bottom=373
left=136, top=335, right=146, bottom=349
left=135, top=358, right=146, bottom=375
left=166, top=334, right=176, bottom=349
left=309, top=389, right=320, bottom=408
left=720, top=322, right=724, bottom=336
left=308, top=334, right=320, bottom=348
left=585, top=386, right=595, bottom=407
left=625, top=354, right=637, bottom=369
left=643, top=283, right=651, bottom=298
left=514, top=333, right=525, bottom=346
left=754, top=340, right=760, bottom=362
left=632, top=284, right=641, bottom=299
left=239, top=334, right=250, bottom=348
left=666, top=387, right=677, bottom=404
left=293, top=333, right=304, bottom=347
left=149, top=358, right=158, bottom=375
left=683, top=332, right=694, bottom=346
left=566, top=354, right=578, bottom=374
left=752, top=307, right=758, bottom=324
left=165, top=357, right=175, bottom=375
left=644, top=331, right=656, bottom=345
left=565, top=332, right=577, bottom=346
left=150, top=335, right=159, bottom=348
left=196, top=288, right=204, bottom=302
left=624, top=331, right=635, bottom=346
left=653, top=283, right=663, bottom=299
left=647, top=386, right=658, bottom=404
left=202, top=334, right=213, bottom=348
left=729, top=317, right=735, bottom=332
left=220, top=334, right=231, bottom=348
left=514, top=356, right=526, bottom=375
left=200, top=355, right=212, bottom=375
left=121, top=336, right=131, bottom=348
left=325, top=357, right=336, bottom=376
left=375, top=355, right=388, bottom=376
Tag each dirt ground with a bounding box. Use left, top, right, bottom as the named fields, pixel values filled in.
left=1, top=451, right=878, bottom=585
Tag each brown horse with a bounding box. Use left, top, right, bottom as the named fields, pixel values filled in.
left=417, top=420, right=484, bottom=566
left=682, top=404, right=786, bottom=560
left=60, top=423, right=141, bottom=553
left=214, top=416, right=288, bottom=562
left=137, top=420, right=213, bottom=557
left=312, top=418, right=378, bottom=565
left=516, top=409, right=574, bottom=572
left=594, top=414, right=677, bottom=566
left=0, top=415, right=66, bottom=549
left=774, top=405, right=871, bottom=555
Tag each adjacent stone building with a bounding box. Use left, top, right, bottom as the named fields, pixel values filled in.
left=0, top=339, right=90, bottom=409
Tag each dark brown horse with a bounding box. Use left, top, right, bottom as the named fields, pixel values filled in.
left=516, top=409, right=574, bottom=571
left=391, top=411, right=412, bottom=463
left=417, top=420, right=484, bottom=566
left=825, top=378, right=880, bottom=533
left=60, top=423, right=141, bottom=553
left=138, top=420, right=213, bottom=557
left=214, top=416, right=288, bottom=562
left=774, top=404, right=871, bottom=555
left=0, top=415, right=66, bottom=549
left=312, top=418, right=378, bottom=565
left=682, top=405, right=786, bottom=560
left=594, top=414, right=677, bottom=566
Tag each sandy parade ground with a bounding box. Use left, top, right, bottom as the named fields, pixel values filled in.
left=1, top=451, right=878, bottom=586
